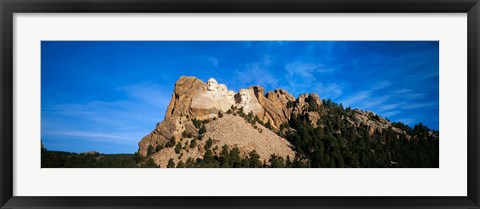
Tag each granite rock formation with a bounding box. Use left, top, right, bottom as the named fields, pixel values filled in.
left=138, top=76, right=423, bottom=167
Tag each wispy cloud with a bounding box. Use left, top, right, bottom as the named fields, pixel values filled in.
left=391, top=88, right=412, bottom=94
left=315, top=83, right=343, bottom=100
left=284, top=61, right=338, bottom=97
left=233, top=56, right=278, bottom=90
left=286, top=61, right=332, bottom=80
left=372, top=81, right=391, bottom=90
left=340, top=81, right=391, bottom=105
left=381, top=111, right=401, bottom=118
left=402, top=102, right=438, bottom=110
left=407, top=71, right=440, bottom=81
left=208, top=57, right=219, bottom=67
left=341, top=90, right=372, bottom=107
left=361, top=95, right=397, bottom=109
left=338, top=74, right=436, bottom=127
left=119, top=82, right=172, bottom=107
left=376, top=103, right=406, bottom=112
left=43, top=130, right=137, bottom=144
left=396, top=118, right=415, bottom=124
left=339, top=81, right=398, bottom=111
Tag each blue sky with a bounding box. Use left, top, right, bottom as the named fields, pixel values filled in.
left=41, top=41, right=439, bottom=154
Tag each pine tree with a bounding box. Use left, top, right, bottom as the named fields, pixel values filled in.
left=218, top=111, right=224, bottom=118
left=229, top=147, right=242, bottom=168
left=247, top=150, right=262, bottom=168
left=167, top=159, right=175, bottom=168
left=175, top=142, right=182, bottom=154
left=176, top=161, right=185, bottom=168
left=198, top=124, right=206, bottom=135
left=202, top=149, right=216, bottom=168
left=155, top=144, right=164, bottom=152
left=190, top=138, right=197, bottom=149
left=269, top=154, right=285, bottom=168
left=265, top=120, right=273, bottom=130
left=165, top=136, right=176, bottom=148
left=147, top=145, right=155, bottom=156
left=143, top=158, right=158, bottom=168
left=220, top=145, right=231, bottom=167
left=204, top=138, right=213, bottom=150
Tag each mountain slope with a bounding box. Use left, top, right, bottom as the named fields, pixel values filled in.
left=148, top=113, right=295, bottom=167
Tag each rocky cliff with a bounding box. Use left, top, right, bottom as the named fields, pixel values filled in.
left=138, top=76, right=298, bottom=166
left=137, top=76, right=434, bottom=167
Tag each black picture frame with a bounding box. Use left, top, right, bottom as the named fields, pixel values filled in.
left=1, top=0, right=479, bottom=208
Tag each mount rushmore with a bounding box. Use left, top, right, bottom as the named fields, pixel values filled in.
left=190, top=78, right=263, bottom=119
left=138, top=76, right=299, bottom=167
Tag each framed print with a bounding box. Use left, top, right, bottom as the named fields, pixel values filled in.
left=1, top=0, right=479, bottom=208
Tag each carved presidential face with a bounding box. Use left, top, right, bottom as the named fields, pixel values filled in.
left=227, top=90, right=235, bottom=97
left=239, top=89, right=250, bottom=104
left=218, top=84, right=227, bottom=95
left=206, top=78, right=218, bottom=91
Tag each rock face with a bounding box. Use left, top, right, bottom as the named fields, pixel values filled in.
left=165, top=76, right=205, bottom=119
left=164, top=76, right=265, bottom=120
left=258, top=88, right=296, bottom=129
left=237, top=88, right=265, bottom=118
left=246, top=86, right=323, bottom=129
left=292, top=93, right=323, bottom=127
left=350, top=109, right=403, bottom=136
